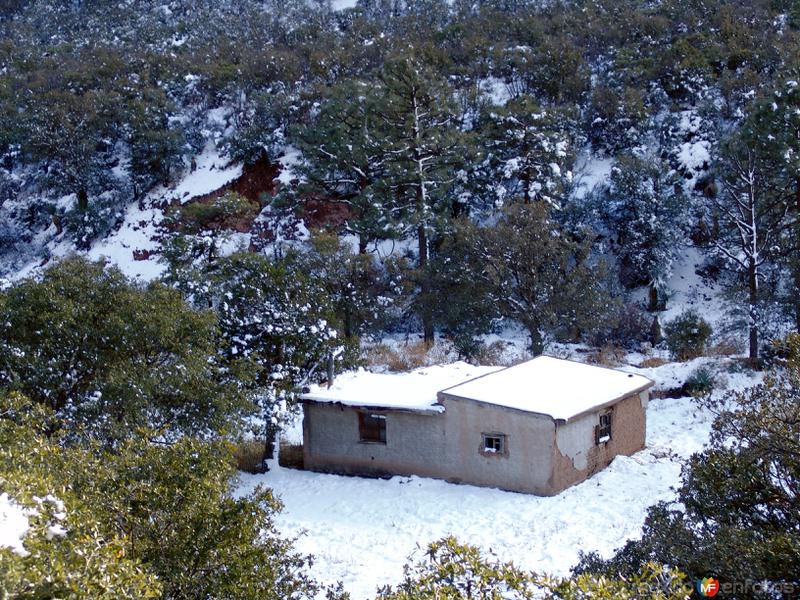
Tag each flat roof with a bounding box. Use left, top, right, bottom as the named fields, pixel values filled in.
left=302, top=362, right=501, bottom=413
left=441, top=356, right=653, bottom=421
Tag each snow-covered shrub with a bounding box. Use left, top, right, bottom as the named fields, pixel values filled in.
left=664, top=310, right=712, bottom=360
left=682, top=367, right=715, bottom=397
left=590, top=302, right=651, bottom=350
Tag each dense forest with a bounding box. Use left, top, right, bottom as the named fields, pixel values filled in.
left=2, top=0, right=800, bottom=359
left=1, top=0, right=800, bottom=598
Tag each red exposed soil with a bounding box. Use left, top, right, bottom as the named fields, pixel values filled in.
left=189, top=155, right=282, bottom=205
left=169, top=155, right=356, bottom=242
left=300, top=195, right=357, bottom=231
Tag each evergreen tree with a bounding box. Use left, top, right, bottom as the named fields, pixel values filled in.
left=300, top=231, right=388, bottom=339
left=461, top=203, right=612, bottom=355
left=291, top=79, right=392, bottom=253
left=743, top=79, right=800, bottom=331
left=602, top=154, right=685, bottom=310
left=0, top=393, right=327, bottom=600
left=124, top=85, right=185, bottom=199
left=208, top=252, right=346, bottom=464
left=160, top=191, right=261, bottom=309
left=226, top=86, right=293, bottom=166
left=475, top=97, right=574, bottom=208
left=374, top=57, right=472, bottom=343
left=585, top=84, right=649, bottom=155
left=710, top=140, right=797, bottom=363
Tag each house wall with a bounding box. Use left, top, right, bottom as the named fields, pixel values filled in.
left=302, top=389, right=649, bottom=496
left=550, top=390, right=648, bottom=493
left=437, top=394, right=557, bottom=495
left=302, top=402, right=448, bottom=479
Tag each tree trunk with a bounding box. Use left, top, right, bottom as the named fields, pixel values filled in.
left=527, top=320, right=544, bottom=356
left=262, top=419, right=278, bottom=473
left=343, top=303, right=353, bottom=339
left=748, top=259, right=759, bottom=365
left=418, top=222, right=434, bottom=345
left=411, top=90, right=434, bottom=347
left=358, top=233, right=368, bottom=255
left=650, top=315, right=663, bottom=346
left=647, top=285, right=662, bottom=312
left=77, top=186, right=88, bottom=212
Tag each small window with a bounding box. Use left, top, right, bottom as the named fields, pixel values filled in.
left=596, top=410, right=612, bottom=444
left=359, top=412, right=386, bottom=444
left=482, top=433, right=506, bottom=455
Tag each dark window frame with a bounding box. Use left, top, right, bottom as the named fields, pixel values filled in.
left=596, top=409, right=613, bottom=445
left=481, top=432, right=507, bottom=456
left=358, top=412, right=387, bottom=444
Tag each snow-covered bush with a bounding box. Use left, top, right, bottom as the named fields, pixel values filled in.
left=682, top=367, right=715, bottom=397
left=664, top=310, right=712, bottom=360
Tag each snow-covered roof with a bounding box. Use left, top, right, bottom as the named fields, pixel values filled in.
left=302, top=362, right=501, bottom=414
left=303, top=356, right=652, bottom=420
left=442, top=356, right=653, bottom=421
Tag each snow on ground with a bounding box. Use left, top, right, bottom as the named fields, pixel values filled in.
left=277, top=147, right=303, bottom=186
left=0, top=492, right=32, bottom=556
left=572, top=151, right=614, bottom=200
left=85, top=201, right=167, bottom=281
left=238, top=359, right=761, bottom=600
left=631, top=245, right=729, bottom=338
left=479, top=76, right=512, bottom=106
left=173, top=143, right=243, bottom=205
left=331, top=0, right=358, bottom=9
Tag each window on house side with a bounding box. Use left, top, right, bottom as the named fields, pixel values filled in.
left=482, top=433, right=506, bottom=455
left=596, top=410, right=612, bottom=444
left=359, top=412, right=386, bottom=444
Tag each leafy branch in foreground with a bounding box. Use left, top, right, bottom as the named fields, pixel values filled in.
left=378, top=536, right=689, bottom=600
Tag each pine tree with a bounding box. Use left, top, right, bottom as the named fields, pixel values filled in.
left=0, top=258, right=253, bottom=444
left=291, top=79, right=392, bottom=253
left=374, top=57, right=472, bottom=344
left=300, top=231, right=388, bottom=339
left=602, top=154, right=685, bottom=310
left=710, top=140, right=796, bottom=363
left=742, top=79, right=800, bottom=331
left=476, top=97, right=574, bottom=208
left=462, top=203, right=612, bottom=355
left=208, top=252, right=345, bottom=464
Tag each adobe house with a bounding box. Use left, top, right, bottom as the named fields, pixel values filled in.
left=301, top=356, right=654, bottom=496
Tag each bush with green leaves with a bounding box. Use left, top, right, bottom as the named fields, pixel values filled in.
left=590, top=302, right=651, bottom=350
left=378, top=536, right=690, bottom=599
left=682, top=367, right=715, bottom=397
left=1, top=399, right=161, bottom=600
left=299, top=231, right=390, bottom=340
left=458, top=203, right=614, bottom=355
left=0, top=257, right=255, bottom=444
left=664, top=310, right=712, bottom=360
left=0, top=392, right=332, bottom=600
